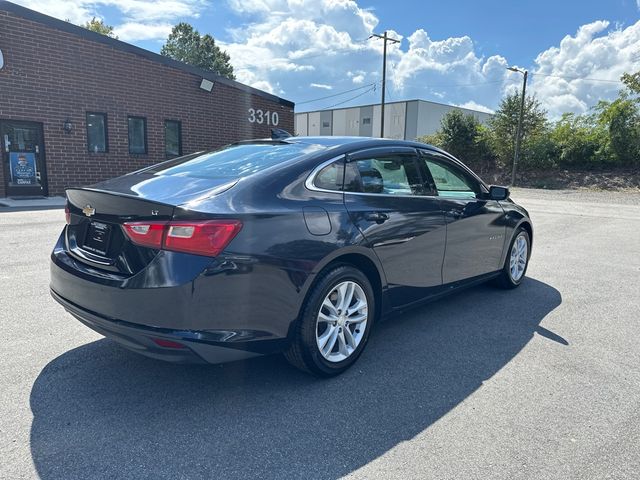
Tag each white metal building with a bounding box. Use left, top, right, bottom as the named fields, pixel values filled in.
left=295, top=99, right=493, bottom=140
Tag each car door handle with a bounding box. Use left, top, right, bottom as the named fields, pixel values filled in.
left=364, top=212, right=390, bottom=224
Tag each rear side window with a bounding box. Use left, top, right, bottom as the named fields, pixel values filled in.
left=313, top=159, right=360, bottom=192
left=352, top=154, right=424, bottom=195
left=314, top=160, right=344, bottom=191
left=149, top=143, right=322, bottom=179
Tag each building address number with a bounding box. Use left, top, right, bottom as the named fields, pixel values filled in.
left=248, top=108, right=279, bottom=126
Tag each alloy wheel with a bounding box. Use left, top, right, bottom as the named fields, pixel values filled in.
left=315, top=280, right=368, bottom=363
left=509, top=233, right=528, bottom=282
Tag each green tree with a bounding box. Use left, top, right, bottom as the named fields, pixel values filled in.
left=84, top=17, right=117, bottom=39
left=621, top=71, right=640, bottom=97
left=161, top=23, right=235, bottom=79
left=488, top=92, right=549, bottom=169
left=595, top=96, right=640, bottom=166
left=419, top=110, right=494, bottom=173
left=549, top=112, right=610, bottom=167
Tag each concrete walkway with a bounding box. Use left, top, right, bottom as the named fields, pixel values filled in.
left=0, top=196, right=66, bottom=211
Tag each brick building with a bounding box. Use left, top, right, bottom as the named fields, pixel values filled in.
left=0, top=1, right=294, bottom=198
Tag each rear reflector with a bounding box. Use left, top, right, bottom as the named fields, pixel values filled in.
left=152, top=338, right=186, bottom=349
left=122, top=220, right=242, bottom=257
left=65, top=204, right=71, bottom=225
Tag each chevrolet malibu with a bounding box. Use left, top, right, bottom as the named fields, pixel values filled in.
left=50, top=136, right=532, bottom=377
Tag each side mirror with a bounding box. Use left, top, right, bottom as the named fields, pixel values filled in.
left=488, top=185, right=510, bottom=201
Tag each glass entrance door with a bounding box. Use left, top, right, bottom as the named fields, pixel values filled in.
left=1, top=120, right=48, bottom=197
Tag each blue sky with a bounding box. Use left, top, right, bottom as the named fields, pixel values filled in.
left=16, top=1, right=640, bottom=117
left=368, top=0, right=640, bottom=66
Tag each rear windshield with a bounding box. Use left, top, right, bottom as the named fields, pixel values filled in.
left=147, top=143, right=322, bottom=179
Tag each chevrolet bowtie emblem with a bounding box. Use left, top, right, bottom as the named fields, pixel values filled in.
left=82, top=205, right=96, bottom=217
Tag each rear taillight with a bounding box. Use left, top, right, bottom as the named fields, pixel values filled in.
left=164, top=221, right=242, bottom=256
left=122, top=220, right=242, bottom=257
left=65, top=204, right=70, bottom=224
left=122, top=222, right=166, bottom=249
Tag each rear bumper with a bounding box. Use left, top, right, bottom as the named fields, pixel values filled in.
left=50, top=229, right=305, bottom=357
left=51, top=288, right=263, bottom=364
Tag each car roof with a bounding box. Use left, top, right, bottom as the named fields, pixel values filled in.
left=283, top=136, right=427, bottom=148
left=278, top=136, right=488, bottom=189
left=240, top=135, right=442, bottom=153
left=234, top=135, right=449, bottom=166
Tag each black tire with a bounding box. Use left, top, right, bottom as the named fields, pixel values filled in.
left=284, top=265, right=375, bottom=377
left=493, top=227, right=530, bottom=289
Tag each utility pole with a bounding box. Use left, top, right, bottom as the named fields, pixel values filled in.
left=370, top=31, right=400, bottom=138
left=507, top=66, right=528, bottom=186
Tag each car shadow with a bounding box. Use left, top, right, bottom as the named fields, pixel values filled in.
left=30, top=277, right=563, bottom=479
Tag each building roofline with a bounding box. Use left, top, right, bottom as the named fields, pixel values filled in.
left=296, top=98, right=493, bottom=115
left=0, top=0, right=294, bottom=108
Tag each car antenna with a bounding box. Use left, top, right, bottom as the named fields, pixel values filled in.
left=271, top=128, right=292, bottom=140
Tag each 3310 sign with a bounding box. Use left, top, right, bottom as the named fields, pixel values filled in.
left=248, top=108, right=279, bottom=126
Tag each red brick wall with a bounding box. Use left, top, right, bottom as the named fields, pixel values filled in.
left=0, top=9, right=294, bottom=197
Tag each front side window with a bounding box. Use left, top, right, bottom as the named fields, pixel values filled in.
left=423, top=155, right=478, bottom=198
left=164, top=120, right=182, bottom=158
left=128, top=116, right=147, bottom=154
left=352, top=154, right=424, bottom=196
left=86, top=112, right=107, bottom=153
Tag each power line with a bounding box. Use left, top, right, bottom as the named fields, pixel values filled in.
left=295, top=81, right=380, bottom=106
left=295, top=77, right=501, bottom=110
left=320, top=85, right=377, bottom=110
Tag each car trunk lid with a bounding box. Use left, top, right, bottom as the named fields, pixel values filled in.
left=65, top=173, right=237, bottom=275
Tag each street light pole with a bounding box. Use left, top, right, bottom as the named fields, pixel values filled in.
left=507, top=67, right=528, bottom=186
left=370, top=31, right=400, bottom=138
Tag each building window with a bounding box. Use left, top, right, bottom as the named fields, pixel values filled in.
left=86, top=112, right=107, bottom=153
left=164, top=120, right=182, bottom=158
left=362, top=117, right=371, bottom=125
left=128, top=116, right=147, bottom=154
left=322, top=121, right=330, bottom=128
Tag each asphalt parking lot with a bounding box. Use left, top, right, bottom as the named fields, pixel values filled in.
left=1, top=188, right=639, bottom=480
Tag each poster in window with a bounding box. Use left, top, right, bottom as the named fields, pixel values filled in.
left=9, top=152, right=38, bottom=186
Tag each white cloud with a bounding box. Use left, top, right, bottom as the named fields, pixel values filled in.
left=14, top=0, right=94, bottom=24
left=12, top=0, right=205, bottom=41
left=219, top=2, right=520, bottom=111
left=227, top=0, right=377, bottom=40
left=393, top=29, right=488, bottom=87
left=455, top=101, right=495, bottom=114
left=530, top=20, right=640, bottom=117
left=310, top=83, right=332, bottom=90
left=221, top=1, right=380, bottom=97
left=103, top=0, right=203, bottom=22
left=221, top=1, right=640, bottom=118
left=12, top=0, right=640, bottom=115
left=114, top=22, right=173, bottom=42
